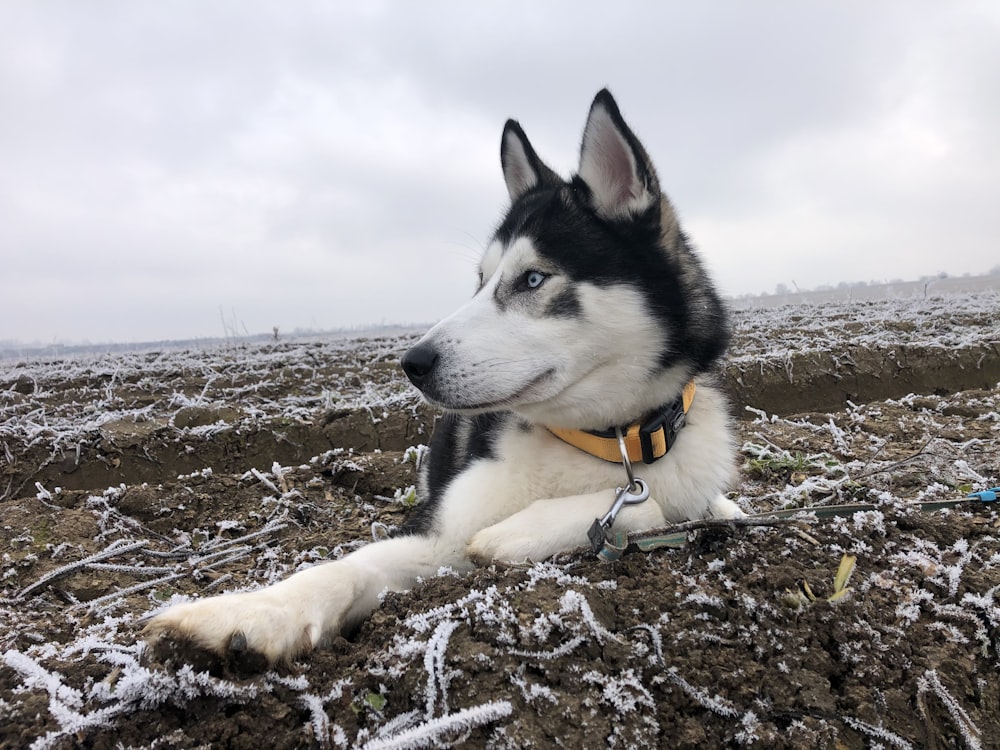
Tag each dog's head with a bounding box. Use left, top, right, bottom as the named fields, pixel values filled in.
left=402, top=90, right=728, bottom=430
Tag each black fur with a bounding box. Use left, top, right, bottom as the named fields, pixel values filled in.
left=500, top=119, right=563, bottom=200
left=545, top=286, right=582, bottom=318
left=399, top=411, right=509, bottom=535
left=493, top=180, right=729, bottom=375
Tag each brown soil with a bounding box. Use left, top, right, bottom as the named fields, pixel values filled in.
left=1, top=301, right=998, bottom=749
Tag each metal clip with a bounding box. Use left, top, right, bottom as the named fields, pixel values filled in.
left=589, top=479, right=650, bottom=553
left=587, top=426, right=653, bottom=555
left=600, top=479, right=650, bottom=528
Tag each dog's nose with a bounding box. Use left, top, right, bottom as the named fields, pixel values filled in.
left=401, top=342, right=439, bottom=387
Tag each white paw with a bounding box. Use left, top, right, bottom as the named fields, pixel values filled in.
left=709, top=494, right=745, bottom=519
left=144, top=588, right=322, bottom=666
left=144, top=561, right=360, bottom=667
left=467, top=518, right=562, bottom=564
left=466, top=493, right=622, bottom=563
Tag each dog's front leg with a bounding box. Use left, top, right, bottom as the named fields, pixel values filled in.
left=144, top=534, right=466, bottom=666
left=467, top=489, right=668, bottom=564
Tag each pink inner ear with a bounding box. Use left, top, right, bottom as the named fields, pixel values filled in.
left=503, top=132, right=537, bottom=199
left=509, top=160, right=534, bottom=194
left=599, top=134, right=640, bottom=204
left=581, top=111, right=644, bottom=214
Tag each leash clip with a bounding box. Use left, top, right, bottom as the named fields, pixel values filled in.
left=588, top=426, right=651, bottom=555
left=600, top=479, right=650, bottom=529
left=588, top=479, right=650, bottom=554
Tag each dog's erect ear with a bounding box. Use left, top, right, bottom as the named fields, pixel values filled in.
left=501, top=120, right=560, bottom=202
left=578, top=89, right=659, bottom=220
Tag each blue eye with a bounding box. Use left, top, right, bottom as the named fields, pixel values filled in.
left=526, top=271, right=546, bottom=289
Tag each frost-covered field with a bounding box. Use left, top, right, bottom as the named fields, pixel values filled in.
left=1, top=293, right=998, bottom=749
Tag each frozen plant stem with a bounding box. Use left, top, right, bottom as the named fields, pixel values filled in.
left=917, top=669, right=982, bottom=749
left=361, top=700, right=513, bottom=750
left=17, top=540, right=148, bottom=600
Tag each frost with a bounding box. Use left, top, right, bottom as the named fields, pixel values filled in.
left=509, top=666, right=558, bottom=706
left=360, top=700, right=513, bottom=750
left=841, top=716, right=914, bottom=750
left=683, top=591, right=724, bottom=609
left=509, top=635, right=587, bottom=661
left=852, top=509, right=886, bottom=535
left=422, top=620, right=461, bottom=717
left=734, top=710, right=761, bottom=746
left=299, top=679, right=351, bottom=746
left=3, top=650, right=84, bottom=711
left=3, top=647, right=260, bottom=750
left=524, top=561, right=596, bottom=589
left=663, top=667, right=738, bottom=718
left=16, top=539, right=149, bottom=599
left=2, top=297, right=998, bottom=746
left=917, top=670, right=982, bottom=750
left=895, top=588, right=934, bottom=625
left=953, top=459, right=987, bottom=483
left=582, top=668, right=655, bottom=714
left=557, top=590, right=619, bottom=645
left=961, top=587, right=1000, bottom=629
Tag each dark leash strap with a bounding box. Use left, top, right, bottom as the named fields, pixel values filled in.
left=595, top=487, right=999, bottom=562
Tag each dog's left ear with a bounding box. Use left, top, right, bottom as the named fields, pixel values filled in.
left=578, top=89, right=660, bottom=220
left=501, top=120, right=561, bottom=202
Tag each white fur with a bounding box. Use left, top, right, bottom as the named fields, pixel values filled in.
left=415, top=236, right=696, bottom=429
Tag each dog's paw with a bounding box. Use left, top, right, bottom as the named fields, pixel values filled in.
left=709, top=494, right=745, bottom=519
left=467, top=520, right=555, bottom=565
left=143, top=589, right=321, bottom=668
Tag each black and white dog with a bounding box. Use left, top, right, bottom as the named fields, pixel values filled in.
left=145, top=90, right=740, bottom=665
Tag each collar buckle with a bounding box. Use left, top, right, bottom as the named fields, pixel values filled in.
left=638, top=397, right=687, bottom=464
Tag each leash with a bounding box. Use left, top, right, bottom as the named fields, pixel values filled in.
left=577, top=382, right=997, bottom=561
left=592, top=487, right=999, bottom=562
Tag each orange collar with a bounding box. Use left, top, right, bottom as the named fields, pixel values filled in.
left=547, top=380, right=696, bottom=465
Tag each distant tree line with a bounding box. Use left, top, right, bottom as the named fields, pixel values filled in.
left=732, top=269, right=1000, bottom=301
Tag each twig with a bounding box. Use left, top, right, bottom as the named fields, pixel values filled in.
left=361, top=701, right=513, bottom=750
left=854, top=436, right=889, bottom=478
left=16, top=539, right=148, bottom=599
left=630, top=515, right=807, bottom=545
left=916, top=669, right=982, bottom=750
left=853, top=436, right=935, bottom=480
left=74, top=573, right=185, bottom=611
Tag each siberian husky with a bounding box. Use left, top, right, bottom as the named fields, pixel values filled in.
left=145, top=89, right=741, bottom=665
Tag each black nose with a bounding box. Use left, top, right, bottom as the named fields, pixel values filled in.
left=401, top=342, right=439, bottom=388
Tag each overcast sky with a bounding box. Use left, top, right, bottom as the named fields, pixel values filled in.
left=2, top=1, right=998, bottom=345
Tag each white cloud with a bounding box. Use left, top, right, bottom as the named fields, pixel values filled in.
left=0, top=1, right=998, bottom=343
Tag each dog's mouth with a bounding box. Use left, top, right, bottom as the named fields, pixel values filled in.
left=429, top=368, right=557, bottom=412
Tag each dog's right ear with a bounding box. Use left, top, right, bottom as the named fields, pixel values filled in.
left=501, top=120, right=560, bottom=202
